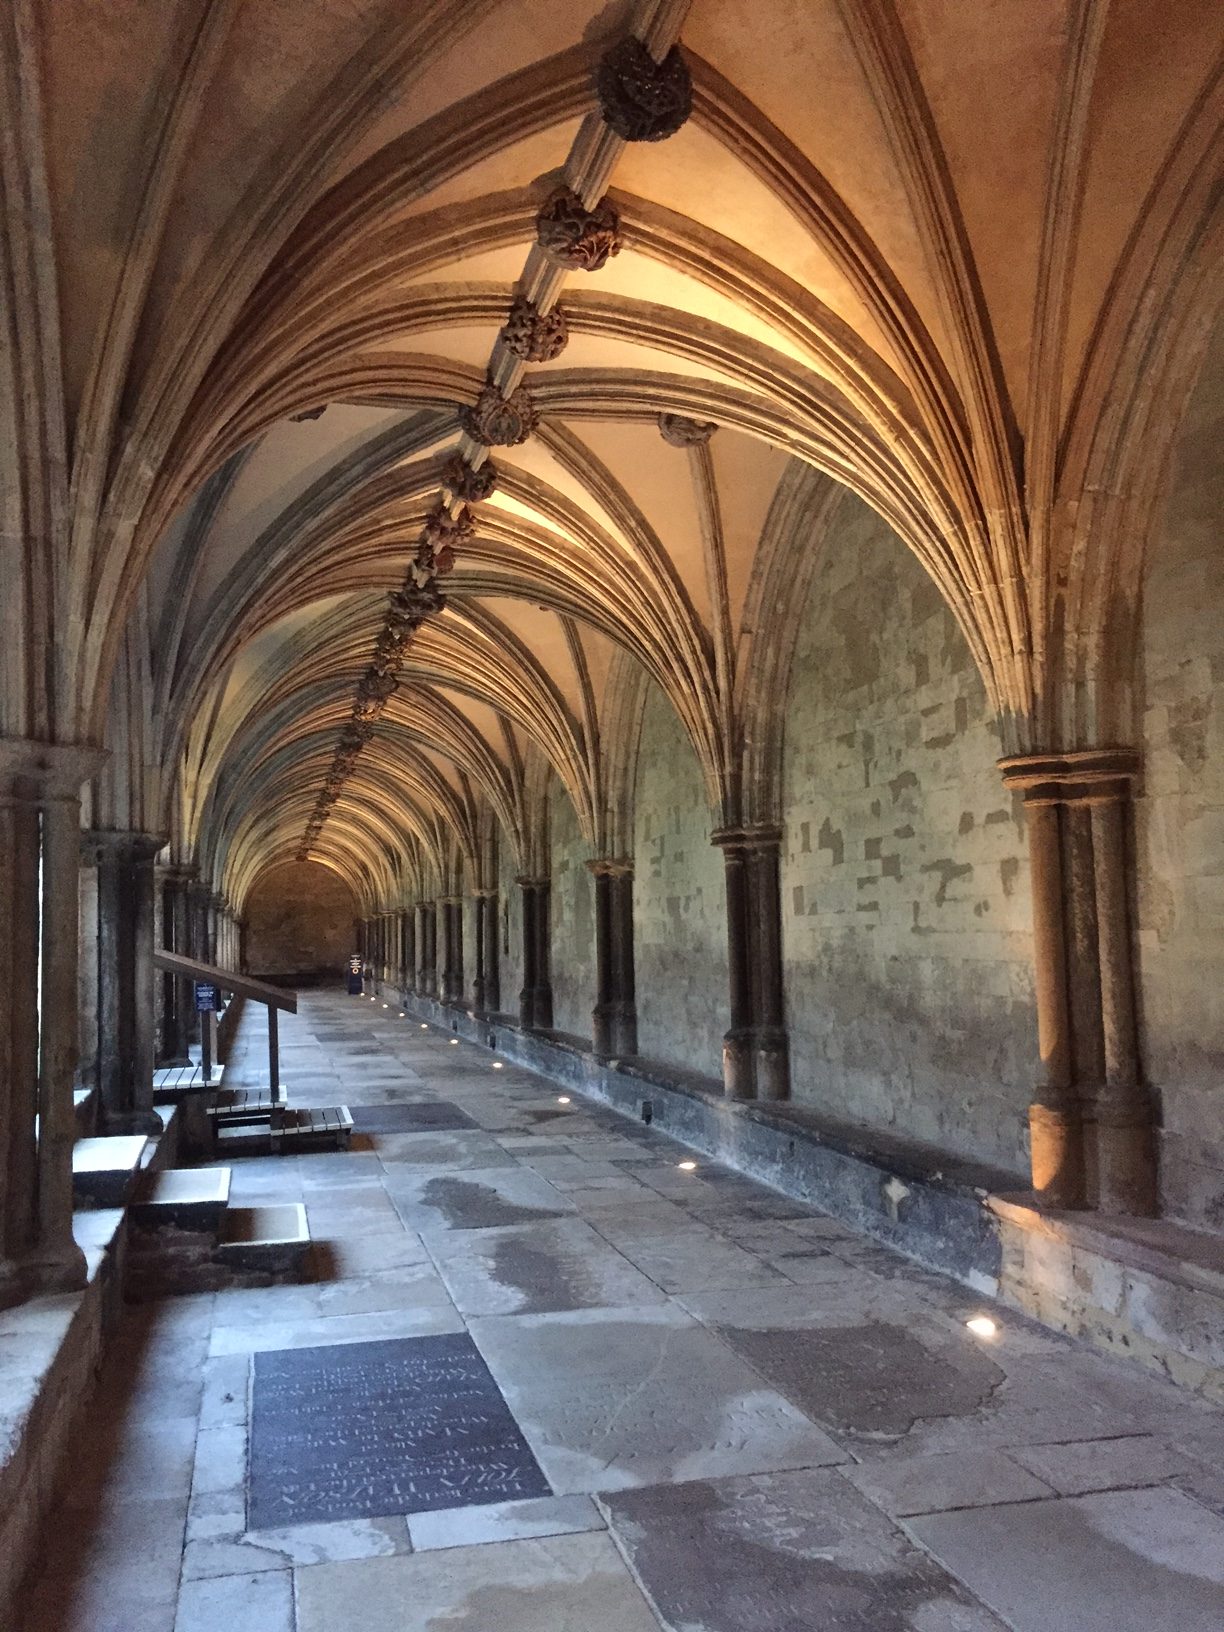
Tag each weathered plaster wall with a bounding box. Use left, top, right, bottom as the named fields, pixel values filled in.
left=244, top=861, right=356, bottom=978
left=780, top=494, right=1035, bottom=1176
left=633, top=681, right=728, bottom=1078
left=549, top=782, right=594, bottom=1041
left=1136, top=325, right=1224, bottom=1230
left=497, top=826, right=524, bottom=1019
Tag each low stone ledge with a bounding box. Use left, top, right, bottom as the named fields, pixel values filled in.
left=395, top=988, right=1009, bottom=1290
left=990, top=1195, right=1224, bottom=1402
left=0, top=1209, right=127, bottom=1621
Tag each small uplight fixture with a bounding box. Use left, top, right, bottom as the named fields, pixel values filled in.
left=398, top=1011, right=405, bottom=1018
left=557, top=1095, right=571, bottom=1105
left=965, top=1315, right=998, bottom=1340
left=450, top=1038, right=459, bottom=1046
left=492, top=1062, right=504, bottom=1070
left=382, top=1003, right=388, bottom=1009
left=677, top=1159, right=698, bottom=1172
left=420, top=1024, right=429, bottom=1030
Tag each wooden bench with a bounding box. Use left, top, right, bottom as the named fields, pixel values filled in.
left=271, top=1107, right=353, bottom=1154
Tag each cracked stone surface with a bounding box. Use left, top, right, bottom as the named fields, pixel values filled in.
left=17, top=991, right=1224, bottom=1632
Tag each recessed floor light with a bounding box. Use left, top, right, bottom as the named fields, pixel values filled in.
left=677, top=1160, right=697, bottom=1171
left=450, top=1038, right=459, bottom=1045
left=382, top=1003, right=388, bottom=1008
left=557, top=1096, right=571, bottom=1104
left=966, top=1315, right=998, bottom=1339
left=492, top=1062, right=504, bottom=1070
left=420, top=1024, right=428, bottom=1030
left=398, top=1012, right=405, bottom=1017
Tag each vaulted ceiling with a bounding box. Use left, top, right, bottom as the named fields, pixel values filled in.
left=6, top=0, right=1221, bottom=909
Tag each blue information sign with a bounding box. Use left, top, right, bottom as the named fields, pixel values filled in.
left=194, top=981, right=218, bottom=1012
left=347, top=954, right=363, bottom=996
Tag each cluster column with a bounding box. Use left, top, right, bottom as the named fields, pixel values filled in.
left=589, top=859, right=637, bottom=1058
left=438, top=897, right=464, bottom=1004
left=472, top=888, right=500, bottom=1015
left=517, top=877, right=553, bottom=1030
left=0, top=741, right=103, bottom=1306
left=416, top=902, right=437, bottom=997
left=713, top=824, right=789, bottom=1101
left=1000, top=749, right=1155, bottom=1214
left=159, top=868, right=194, bottom=1065
left=82, top=830, right=165, bottom=1135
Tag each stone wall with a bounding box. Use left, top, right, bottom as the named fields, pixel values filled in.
left=548, top=781, right=595, bottom=1041
left=244, top=861, right=356, bottom=979
left=1137, top=325, right=1224, bottom=1229
left=780, top=493, right=1035, bottom=1176
left=633, top=681, right=729, bottom=1079
left=497, top=829, right=525, bottom=1019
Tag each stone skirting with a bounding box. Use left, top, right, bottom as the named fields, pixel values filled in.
left=0, top=1209, right=128, bottom=1620
left=991, top=1196, right=1224, bottom=1404
left=394, top=987, right=1010, bottom=1289
left=393, top=985, right=1224, bottom=1401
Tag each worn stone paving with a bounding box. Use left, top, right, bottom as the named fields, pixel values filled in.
left=19, top=990, right=1224, bottom=1631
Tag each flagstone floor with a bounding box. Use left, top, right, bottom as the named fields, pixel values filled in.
left=20, top=990, right=1224, bottom=1631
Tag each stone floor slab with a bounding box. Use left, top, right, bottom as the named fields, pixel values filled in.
left=406, top=1492, right=603, bottom=1550
left=469, top=1303, right=846, bottom=1492
left=294, top=1532, right=661, bottom=1632
left=602, top=1466, right=1010, bottom=1631
left=427, top=1216, right=670, bottom=1315
left=909, top=1485, right=1224, bottom=1632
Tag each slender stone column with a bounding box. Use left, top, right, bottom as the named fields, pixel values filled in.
left=999, top=749, right=1154, bottom=1214
left=446, top=899, right=464, bottom=1004
left=471, top=889, right=499, bottom=1013
left=516, top=878, right=553, bottom=1030
left=418, top=902, right=437, bottom=997
left=161, top=870, right=194, bottom=1063
left=82, top=830, right=165, bottom=1135
left=712, top=825, right=788, bottom=1100
left=0, top=741, right=104, bottom=1306
left=589, top=859, right=638, bottom=1058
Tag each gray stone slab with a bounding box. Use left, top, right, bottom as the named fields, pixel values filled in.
left=182, top=1516, right=412, bottom=1577
left=294, top=1532, right=661, bottom=1632
left=174, top=1568, right=294, bottom=1632
left=387, top=1166, right=576, bottom=1233
left=602, top=1467, right=1010, bottom=1631
left=1008, top=1434, right=1192, bottom=1495
left=909, top=1485, right=1224, bottom=1632
left=407, top=1493, right=603, bottom=1550
left=349, top=1101, right=479, bottom=1133
left=374, top=1131, right=519, bottom=1169
left=469, top=1303, right=846, bottom=1493
left=427, top=1217, right=671, bottom=1315
left=593, top=1221, right=786, bottom=1294
left=843, top=1449, right=1054, bottom=1516
left=209, top=1303, right=463, bottom=1356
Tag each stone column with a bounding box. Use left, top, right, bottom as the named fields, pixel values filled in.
left=712, top=825, right=789, bottom=1101
left=999, top=749, right=1155, bottom=1215
left=418, top=902, right=437, bottom=998
left=472, top=889, right=500, bottom=1014
left=439, top=898, right=464, bottom=1004
left=161, top=871, right=194, bottom=1063
left=82, top=831, right=165, bottom=1136
left=0, top=741, right=104, bottom=1306
left=589, top=859, right=638, bottom=1058
left=516, top=878, right=553, bottom=1029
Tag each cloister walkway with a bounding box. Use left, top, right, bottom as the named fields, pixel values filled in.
left=21, top=991, right=1224, bottom=1631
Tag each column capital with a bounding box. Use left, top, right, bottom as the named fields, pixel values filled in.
left=470, top=886, right=499, bottom=899
left=515, top=874, right=550, bottom=889
left=711, top=822, right=783, bottom=851
left=81, top=828, right=166, bottom=864
left=586, top=855, right=634, bottom=878
left=998, top=747, right=1139, bottom=805
left=0, top=738, right=107, bottom=800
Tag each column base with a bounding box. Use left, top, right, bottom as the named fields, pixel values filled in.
left=722, top=1030, right=755, bottom=1099
left=1096, top=1094, right=1159, bottom=1216
left=753, top=1028, right=789, bottom=1101
left=15, top=1240, right=89, bottom=1301
left=1028, top=1095, right=1086, bottom=1209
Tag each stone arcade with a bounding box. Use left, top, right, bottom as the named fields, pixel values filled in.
left=2, top=2, right=1224, bottom=1629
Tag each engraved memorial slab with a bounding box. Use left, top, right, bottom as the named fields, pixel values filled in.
left=249, top=1334, right=550, bottom=1529
left=348, top=1102, right=479, bottom=1134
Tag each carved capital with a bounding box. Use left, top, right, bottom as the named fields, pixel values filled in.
left=461, top=382, right=539, bottom=446
left=596, top=38, right=692, bottom=143
left=536, top=187, right=621, bottom=272
left=658, top=412, right=717, bottom=447
left=998, top=747, right=1140, bottom=806
left=501, top=297, right=569, bottom=362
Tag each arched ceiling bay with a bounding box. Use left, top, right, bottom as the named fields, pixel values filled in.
left=23, top=0, right=1220, bottom=903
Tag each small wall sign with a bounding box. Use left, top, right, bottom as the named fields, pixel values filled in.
left=194, top=981, right=218, bottom=1012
